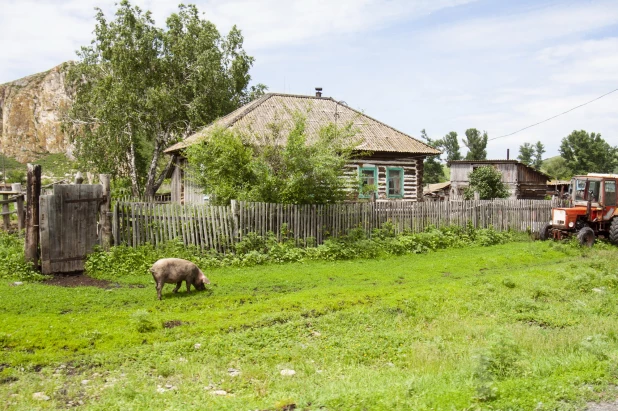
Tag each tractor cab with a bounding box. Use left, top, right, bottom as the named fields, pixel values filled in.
left=542, top=174, right=618, bottom=246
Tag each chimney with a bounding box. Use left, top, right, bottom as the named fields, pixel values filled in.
left=507, top=148, right=510, bottom=160
left=315, top=87, right=322, bottom=97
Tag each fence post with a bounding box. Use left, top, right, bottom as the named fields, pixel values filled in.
left=25, top=164, right=41, bottom=268
left=1, top=194, right=9, bottom=230
left=230, top=200, right=240, bottom=243
left=16, top=194, right=24, bottom=231
left=99, top=174, right=112, bottom=250
left=112, top=201, right=120, bottom=246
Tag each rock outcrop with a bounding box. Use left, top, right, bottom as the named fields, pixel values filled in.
left=0, top=63, right=73, bottom=163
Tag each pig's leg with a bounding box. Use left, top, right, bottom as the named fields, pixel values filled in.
left=186, top=280, right=191, bottom=293
left=156, top=282, right=163, bottom=300
left=172, top=281, right=182, bottom=293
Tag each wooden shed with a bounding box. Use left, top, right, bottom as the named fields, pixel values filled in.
left=423, top=181, right=451, bottom=201
left=164, top=92, right=440, bottom=203
left=450, top=160, right=550, bottom=200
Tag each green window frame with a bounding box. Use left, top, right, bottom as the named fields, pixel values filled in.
left=387, top=167, right=404, bottom=198
left=358, top=166, right=377, bottom=199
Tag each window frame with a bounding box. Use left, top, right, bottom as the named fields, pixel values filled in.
left=358, top=166, right=378, bottom=199
left=604, top=180, right=616, bottom=206
left=386, top=167, right=404, bottom=199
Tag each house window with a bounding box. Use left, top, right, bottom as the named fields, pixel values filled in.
left=359, top=166, right=377, bottom=198
left=387, top=167, right=404, bottom=198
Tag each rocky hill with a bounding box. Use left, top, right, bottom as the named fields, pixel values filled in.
left=0, top=63, right=73, bottom=163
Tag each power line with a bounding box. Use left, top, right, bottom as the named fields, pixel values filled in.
left=488, top=87, right=618, bottom=141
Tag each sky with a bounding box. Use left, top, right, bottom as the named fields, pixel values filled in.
left=2, top=0, right=618, bottom=159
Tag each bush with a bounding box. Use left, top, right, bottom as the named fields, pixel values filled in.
left=0, top=232, right=43, bottom=282
left=85, top=224, right=519, bottom=281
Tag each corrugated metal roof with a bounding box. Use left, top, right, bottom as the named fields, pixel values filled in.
left=164, top=93, right=440, bottom=155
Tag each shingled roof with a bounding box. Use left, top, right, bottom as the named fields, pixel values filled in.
left=164, top=93, right=440, bottom=155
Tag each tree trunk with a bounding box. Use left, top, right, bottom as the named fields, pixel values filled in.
left=127, top=142, right=140, bottom=196
left=144, top=139, right=162, bottom=198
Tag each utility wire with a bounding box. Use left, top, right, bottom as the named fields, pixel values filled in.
left=488, top=87, right=618, bottom=141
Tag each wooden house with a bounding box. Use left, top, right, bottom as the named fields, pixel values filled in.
left=450, top=160, right=550, bottom=200
left=164, top=92, right=440, bottom=203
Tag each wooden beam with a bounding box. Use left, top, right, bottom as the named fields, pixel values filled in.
left=16, top=194, right=24, bottom=230
left=25, top=164, right=41, bottom=269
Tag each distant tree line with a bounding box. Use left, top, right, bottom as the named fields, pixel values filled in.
left=422, top=126, right=618, bottom=185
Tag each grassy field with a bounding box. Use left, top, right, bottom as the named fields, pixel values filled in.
left=2, top=241, right=618, bottom=410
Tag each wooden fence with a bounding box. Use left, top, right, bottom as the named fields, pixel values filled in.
left=113, top=199, right=563, bottom=251
left=0, top=185, right=25, bottom=232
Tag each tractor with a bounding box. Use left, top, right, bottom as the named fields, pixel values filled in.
left=540, top=173, right=618, bottom=246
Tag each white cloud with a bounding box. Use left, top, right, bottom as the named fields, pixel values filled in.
left=197, top=0, right=475, bottom=49
left=2, top=0, right=618, bottom=160
left=423, top=1, right=618, bottom=53
left=0, top=0, right=474, bottom=82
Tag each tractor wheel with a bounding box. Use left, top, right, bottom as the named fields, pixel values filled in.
left=539, top=223, right=552, bottom=241
left=610, top=218, right=618, bottom=245
left=577, top=226, right=595, bottom=247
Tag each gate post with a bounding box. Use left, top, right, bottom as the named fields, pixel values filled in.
left=99, top=174, right=112, bottom=250
left=25, top=164, right=41, bottom=268
left=16, top=194, right=24, bottom=231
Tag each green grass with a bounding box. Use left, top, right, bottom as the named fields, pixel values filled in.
left=2, top=241, right=618, bottom=410
left=0, top=153, right=76, bottom=182
left=36, top=153, right=77, bottom=178
left=0, top=154, right=26, bottom=173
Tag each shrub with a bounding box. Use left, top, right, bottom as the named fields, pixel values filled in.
left=85, top=224, right=520, bottom=281
left=0, top=232, right=43, bottom=282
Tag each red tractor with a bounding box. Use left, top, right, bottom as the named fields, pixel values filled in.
left=541, top=174, right=618, bottom=246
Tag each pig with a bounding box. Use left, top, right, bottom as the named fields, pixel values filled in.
left=149, top=258, right=210, bottom=300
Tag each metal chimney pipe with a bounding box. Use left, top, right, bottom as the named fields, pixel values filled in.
left=507, top=148, right=510, bottom=160
left=315, top=87, right=323, bottom=97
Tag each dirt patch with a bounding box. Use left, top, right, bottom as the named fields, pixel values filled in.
left=163, top=320, right=184, bottom=329
left=587, top=400, right=618, bottom=411
left=44, top=274, right=116, bottom=289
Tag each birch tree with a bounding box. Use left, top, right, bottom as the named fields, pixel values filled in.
left=64, top=1, right=264, bottom=196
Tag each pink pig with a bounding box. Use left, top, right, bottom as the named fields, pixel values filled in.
left=149, top=258, right=210, bottom=300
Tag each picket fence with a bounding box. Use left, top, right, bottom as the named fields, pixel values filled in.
left=112, top=199, right=563, bottom=251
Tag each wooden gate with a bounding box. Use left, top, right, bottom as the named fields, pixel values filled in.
left=39, top=184, right=104, bottom=274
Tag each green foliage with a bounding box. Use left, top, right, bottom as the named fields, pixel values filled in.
left=0, top=232, right=43, bottom=282
left=560, top=130, right=618, bottom=175
left=533, top=141, right=545, bottom=170
left=517, top=143, right=535, bottom=166
left=85, top=225, right=516, bottom=282
left=519, top=141, right=545, bottom=170
left=420, top=129, right=445, bottom=184
left=65, top=1, right=263, bottom=196
left=542, top=155, right=571, bottom=181
left=439, top=131, right=462, bottom=164
left=36, top=153, right=77, bottom=177
left=184, top=113, right=358, bottom=205
left=464, top=166, right=510, bottom=199
left=463, top=128, right=488, bottom=160
left=0, top=154, right=26, bottom=180
left=5, top=170, right=25, bottom=184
